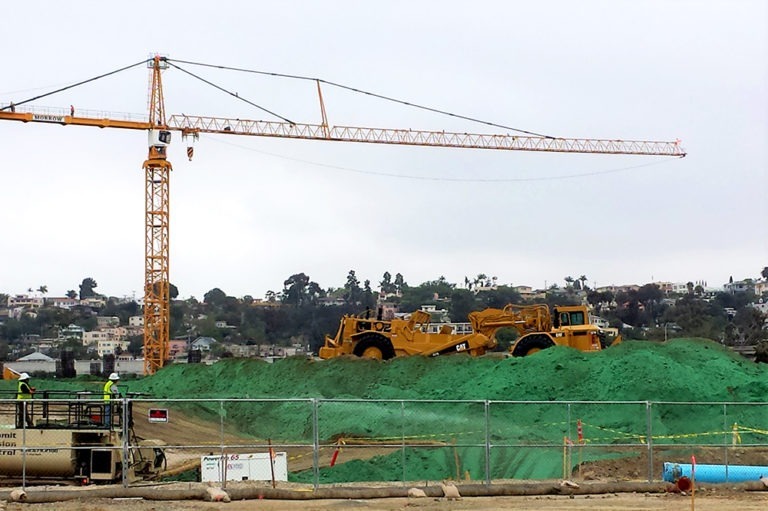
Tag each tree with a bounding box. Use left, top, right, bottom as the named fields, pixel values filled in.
left=127, top=335, right=144, bottom=358
left=282, top=273, right=311, bottom=307
left=726, top=308, right=766, bottom=345
left=579, top=275, right=588, bottom=290
left=37, top=285, right=48, bottom=296
left=306, top=282, right=325, bottom=306
left=662, top=296, right=726, bottom=340
left=449, top=289, right=478, bottom=322
left=362, top=280, right=376, bottom=310
left=480, top=286, right=522, bottom=309
left=203, top=288, right=227, bottom=307
left=394, top=273, right=406, bottom=293
left=79, top=278, right=98, bottom=300
left=343, top=270, right=362, bottom=306
left=564, top=276, right=575, bottom=289
left=762, top=267, right=768, bottom=280
left=380, top=271, right=397, bottom=295
left=686, top=282, right=694, bottom=295
left=66, top=290, right=78, bottom=299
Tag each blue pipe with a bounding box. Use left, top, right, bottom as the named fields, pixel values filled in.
left=663, top=462, right=768, bottom=483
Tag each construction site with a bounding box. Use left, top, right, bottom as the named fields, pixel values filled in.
left=1, top=1, right=765, bottom=505
left=0, top=337, right=766, bottom=509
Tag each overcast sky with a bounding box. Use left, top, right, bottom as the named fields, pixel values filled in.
left=1, top=0, right=765, bottom=300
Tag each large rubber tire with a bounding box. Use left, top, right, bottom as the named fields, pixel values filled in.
left=353, top=334, right=396, bottom=360
left=598, top=331, right=608, bottom=349
left=511, top=334, right=556, bottom=357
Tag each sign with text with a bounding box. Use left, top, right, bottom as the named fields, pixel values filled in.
left=147, top=408, right=169, bottom=423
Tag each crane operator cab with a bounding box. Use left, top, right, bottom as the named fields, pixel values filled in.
left=148, top=129, right=172, bottom=159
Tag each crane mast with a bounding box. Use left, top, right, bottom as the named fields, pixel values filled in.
left=0, top=56, right=686, bottom=374
left=142, top=56, right=172, bottom=375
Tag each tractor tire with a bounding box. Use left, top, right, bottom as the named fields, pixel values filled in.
left=511, top=334, right=556, bottom=357
left=353, top=334, right=396, bottom=360
left=598, top=330, right=608, bottom=349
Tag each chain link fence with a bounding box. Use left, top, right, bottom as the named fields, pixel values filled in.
left=0, top=396, right=766, bottom=487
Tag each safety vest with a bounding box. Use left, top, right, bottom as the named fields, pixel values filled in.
left=103, top=380, right=117, bottom=401
left=17, top=381, right=32, bottom=400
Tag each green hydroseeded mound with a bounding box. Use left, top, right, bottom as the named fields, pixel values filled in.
left=133, top=339, right=768, bottom=402
left=127, top=339, right=767, bottom=482
left=4, top=339, right=765, bottom=482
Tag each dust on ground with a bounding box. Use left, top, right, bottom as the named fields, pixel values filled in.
left=5, top=492, right=768, bottom=511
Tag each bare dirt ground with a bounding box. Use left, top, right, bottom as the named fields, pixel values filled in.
left=32, top=405, right=752, bottom=510
left=5, top=492, right=768, bottom=511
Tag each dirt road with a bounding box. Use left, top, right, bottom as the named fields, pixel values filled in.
left=5, top=492, right=768, bottom=510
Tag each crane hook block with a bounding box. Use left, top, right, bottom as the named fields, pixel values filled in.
left=186, top=146, right=194, bottom=161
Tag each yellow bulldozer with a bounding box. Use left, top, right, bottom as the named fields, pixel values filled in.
left=318, top=303, right=620, bottom=360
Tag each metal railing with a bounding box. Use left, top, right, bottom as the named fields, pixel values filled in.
left=0, top=398, right=765, bottom=488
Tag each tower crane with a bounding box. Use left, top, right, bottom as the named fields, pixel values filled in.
left=0, top=56, right=686, bottom=374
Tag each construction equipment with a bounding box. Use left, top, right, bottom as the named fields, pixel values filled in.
left=320, top=303, right=620, bottom=360
left=0, top=389, right=165, bottom=484
left=319, top=308, right=497, bottom=359
left=468, top=303, right=621, bottom=357
left=0, top=56, right=684, bottom=373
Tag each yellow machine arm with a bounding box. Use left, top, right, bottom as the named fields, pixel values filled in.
left=469, top=304, right=552, bottom=340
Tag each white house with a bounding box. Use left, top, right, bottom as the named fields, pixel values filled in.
left=191, top=337, right=217, bottom=352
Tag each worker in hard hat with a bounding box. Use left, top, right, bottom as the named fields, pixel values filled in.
left=16, top=373, right=35, bottom=428
left=103, top=372, right=121, bottom=428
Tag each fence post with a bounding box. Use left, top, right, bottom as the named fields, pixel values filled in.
left=723, top=403, right=729, bottom=482
left=484, top=400, right=491, bottom=486
left=312, top=398, right=320, bottom=490
left=401, top=400, right=406, bottom=484
left=646, top=401, right=653, bottom=482
left=21, top=417, right=27, bottom=490
left=219, top=400, right=225, bottom=488
left=122, top=396, right=130, bottom=488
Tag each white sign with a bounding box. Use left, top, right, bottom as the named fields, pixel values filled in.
left=200, top=452, right=288, bottom=483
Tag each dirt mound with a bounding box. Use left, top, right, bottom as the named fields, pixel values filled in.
left=135, top=339, right=768, bottom=402
left=126, top=339, right=767, bottom=482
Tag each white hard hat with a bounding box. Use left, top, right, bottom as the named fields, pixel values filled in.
left=19, top=373, right=30, bottom=380
left=108, top=372, right=120, bottom=381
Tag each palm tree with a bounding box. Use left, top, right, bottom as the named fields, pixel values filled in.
left=579, top=275, right=588, bottom=290
left=37, top=285, right=48, bottom=296
left=564, top=276, right=575, bottom=289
